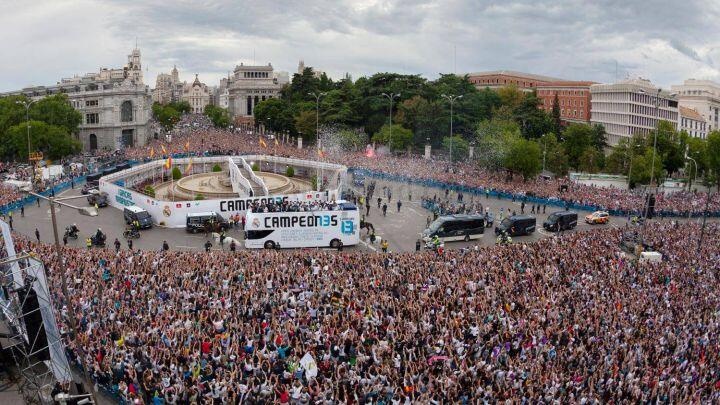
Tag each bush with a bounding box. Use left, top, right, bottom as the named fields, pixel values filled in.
left=285, top=166, right=295, bottom=177
left=171, top=167, right=182, bottom=180
left=212, top=164, right=222, bottom=172
left=144, top=185, right=155, bottom=198
left=195, top=194, right=205, bottom=200
left=252, top=163, right=260, bottom=171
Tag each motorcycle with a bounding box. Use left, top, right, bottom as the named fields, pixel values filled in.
left=89, top=233, right=106, bottom=248
left=424, top=240, right=445, bottom=250
left=123, top=228, right=140, bottom=239
left=496, top=233, right=512, bottom=245
left=64, top=227, right=79, bottom=240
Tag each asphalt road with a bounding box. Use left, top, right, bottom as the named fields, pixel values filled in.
left=8, top=178, right=632, bottom=253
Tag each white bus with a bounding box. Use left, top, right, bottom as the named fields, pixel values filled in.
left=244, top=207, right=360, bottom=249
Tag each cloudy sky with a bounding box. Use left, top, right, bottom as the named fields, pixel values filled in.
left=2, top=0, right=720, bottom=92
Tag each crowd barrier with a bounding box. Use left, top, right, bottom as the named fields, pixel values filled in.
left=349, top=168, right=720, bottom=218
left=0, top=175, right=87, bottom=216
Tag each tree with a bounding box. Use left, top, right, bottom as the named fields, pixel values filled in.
left=442, top=135, right=469, bottom=162
left=538, top=133, right=568, bottom=176
left=561, top=123, right=594, bottom=169
left=253, top=98, right=295, bottom=133
left=628, top=149, right=664, bottom=188
left=0, top=120, right=81, bottom=160
left=212, top=164, right=222, bottom=172
left=152, top=103, right=181, bottom=131
left=578, top=147, right=602, bottom=173
left=30, top=94, right=82, bottom=135
left=203, top=105, right=231, bottom=128
left=685, top=136, right=708, bottom=189
left=171, top=166, right=182, bottom=180
left=333, top=128, right=369, bottom=151
left=707, top=131, right=720, bottom=190
left=551, top=93, right=562, bottom=136
left=504, top=138, right=542, bottom=180
left=372, top=124, right=413, bottom=151
left=285, top=166, right=295, bottom=177
left=590, top=123, right=608, bottom=151
left=496, top=85, right=524, bottom=110
left=168, top=101, right=191, bottom=114
left=474, top=118, right=522, bottom=170
left=294, top=110, right=317, bottom=141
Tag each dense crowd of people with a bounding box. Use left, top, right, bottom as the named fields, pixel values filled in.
left=6, top=220, right=718, bottom=403
left=249, top=199, right=350, bottom=213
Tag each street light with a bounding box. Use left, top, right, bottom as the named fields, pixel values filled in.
left=685, top=151, right=698, bottom=192
left=28, top=192, right=98, bottom=405
left=381, top=93, right=401, bottom=152
left=441, top=94, right=463, bottom=162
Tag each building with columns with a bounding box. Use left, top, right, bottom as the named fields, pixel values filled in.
left=0, top=48, right=152, bottom=152
left=537, top=81, right=597, bottom=124
left=227, top=63, right=289, bottom=122
left=181, top=74, right=211, bottom=114
left=670, top=79, right=720, bottom=132
left=590, top=78, right=679, bottom=146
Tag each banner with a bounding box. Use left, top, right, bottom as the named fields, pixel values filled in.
left=300, top=352, right=318, bottom=379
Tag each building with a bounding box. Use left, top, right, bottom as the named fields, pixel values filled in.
left=679, top=106, right=708, bottom=139
left=0, top=48, right=152, bottom=152
left=537, top=81, right=597, bottom=124
left=181, top=74, right=211, bottom=114
left=590, top=78, right=679, bottom=146
left=226, top=63, right=289, bottom=122
left=670, top=79, right=720, bottom=132
left=152, top=65, right=184, bottom=104
left=465, top=70, right=564, bottom=92
left=215, top=77, right=230, bottom=109
left=297, top=60, right=325, bottom=78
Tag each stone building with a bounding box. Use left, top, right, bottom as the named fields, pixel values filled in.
left=678, top=106, right=708, bottom=139
left=671, top=79, right=720, bottom=132
left=181, top=74, right=211, bottom=114
left=537, top=81, right=597, bottom=124
left=0, top=48, right=152, bottom=152
left=152, top=65, right=184, bottom=104
left=226, top=63, right=289, bottom=122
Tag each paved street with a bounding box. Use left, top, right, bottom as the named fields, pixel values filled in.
left=7, top=178, right=631, bottom=254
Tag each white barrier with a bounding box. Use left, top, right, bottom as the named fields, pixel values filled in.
left=239, top=156, right=269, bottom=195
left=227, top=157, right=252, bottom=196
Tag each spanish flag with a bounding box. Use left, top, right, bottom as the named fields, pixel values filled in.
left=317, top=149, right=325, bottom=158
left=274, top=138, right=279, bottom=147
left=161, top=145, right=167, bottom=155
left=259, top=137, right=267, bottom=148
left=184, top=141, right=190, bottom=151
left=164, top=156, right=172, bottom=170
left=185, top=158, right=193, bottom=175
left=149, top=147, right=155, bottom=158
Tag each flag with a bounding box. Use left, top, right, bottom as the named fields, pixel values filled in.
left=184, top=141, right=190, bottom=151
left=299, top=353, right=318, bottom=379
left=317, top=149, right=325, bottom=158
left=149, top=147, right=155, bottom=158
left=161, top=145, right=167, bottom=155
left=274, top=138, right=279, bottom=147
left=185, top=158, right=193, bottom=175
left=164, top=156, right=172, bottom=170
left=259, top=137, right=267, bottom=148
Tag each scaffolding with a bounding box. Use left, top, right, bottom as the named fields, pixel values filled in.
left=0, top=220, right=72, bottom=404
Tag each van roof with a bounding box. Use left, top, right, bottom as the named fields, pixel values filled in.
left=550, top=210, right=577, bottom=216
left=438, top=214, right=485, bottom=221
left=125, top=206, right=146, bottom=213
left=509, top=215, right=536, bottom=221
left=187, top=212, right=218, bottom=217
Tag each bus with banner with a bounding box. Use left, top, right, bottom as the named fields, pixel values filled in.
left=244, top=206, right=360, bottom=249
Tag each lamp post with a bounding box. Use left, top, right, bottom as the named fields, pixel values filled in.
left=381, top=93, right=401, bottom=152
left=16, top=99, right=37, bottom=188
left=309, top=92, right=326, bottom=191
left=686, top=154, right=698, bottom=192
left=28, top=192, right=98, bottom=405
left=441, top=94, right=463, bottom=162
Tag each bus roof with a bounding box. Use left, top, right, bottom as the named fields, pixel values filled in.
left=187, top=212, right=218, bottom=217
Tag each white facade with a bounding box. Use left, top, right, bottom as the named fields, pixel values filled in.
left=678, top=106, right=708, bottom=139
left=152, top=65, right=184, bottom=104
left=1, top=48, right=152, bottom=152
left=671, top=79, right=720, bottom=132
left=181, top=75, right=211, bottom=114
left=590, top=78, right=679, bottom=146
left=227, top=63, right=289, bottom=119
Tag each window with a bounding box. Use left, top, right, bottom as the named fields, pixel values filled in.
left=85, top=99, right=98, bottom=107
left=120, top=100, right=133, bottom=122
left=86, top=113, right=99, bottom=124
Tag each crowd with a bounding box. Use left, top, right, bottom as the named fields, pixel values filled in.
left=7, top=220, right=718, bottom=403
left=249, top=199, right=350, bottom=213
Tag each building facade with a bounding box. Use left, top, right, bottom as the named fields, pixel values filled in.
left=670, top=79, right=720, bottom=132
left=679, top=106, right=708, bottom=139
left=590, top=78, right=679, bottom=146
left=297, top=60, right=325, bottom=78
left=152, top=65, right=184, bottom=104
left=536, top=81, right=596, bottom=124
left=181, top=74, right=211, bottom=114
left=465, top=70, right=564, bottom=92
left=1, top=48, right=151, bottom=152
left=226, top=63, right=289, bottom=121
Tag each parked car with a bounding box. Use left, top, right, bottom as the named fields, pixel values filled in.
left=585, top=211, right=610, bottom=224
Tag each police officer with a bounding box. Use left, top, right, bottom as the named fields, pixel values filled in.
left=204, top=240, right=212, bottom=252
left=382, top=203, right=387, bottom=217
left=230, top=240, right=236, bottom=252
left=127, top=238, right=133, bottom=251
left=114, top=238, right=121, bottom=253
left=415, top=239, right=421, bottom=251
left=162, top=240, right=169, bottom=251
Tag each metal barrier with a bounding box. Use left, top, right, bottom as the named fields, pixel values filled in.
left=0, top=176, right=87, bottom=215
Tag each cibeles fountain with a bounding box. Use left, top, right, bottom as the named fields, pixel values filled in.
left=165, top=169, right=312, bottom=200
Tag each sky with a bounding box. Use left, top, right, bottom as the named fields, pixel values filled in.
left=2, top=0, right=720, bottom=92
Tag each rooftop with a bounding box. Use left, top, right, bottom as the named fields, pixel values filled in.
left=464, top=70, right=564, bottom=83
left=679, top=106, right=705, bottom=121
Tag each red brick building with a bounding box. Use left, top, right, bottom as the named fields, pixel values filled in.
left=466, top=70, right=564, bottom=92
left=536, top=81, right=597, bottom=124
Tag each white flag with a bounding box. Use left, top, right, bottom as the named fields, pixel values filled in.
left=300, top=352, right=318, bottom=379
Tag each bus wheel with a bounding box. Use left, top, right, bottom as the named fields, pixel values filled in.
left=464, top=234, right=470, bottom=242
left=264, top=241, right=275, bottom=249
left=330, top=239, right=341, bottom=248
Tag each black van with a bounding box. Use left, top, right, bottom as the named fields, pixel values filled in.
left=422, top=214, right=486, bottom=242
left=543, top=211, right=578, bottom=232
left=495, top=215, right=536, bottom=237
left=186, top=212, right=229, bottom=233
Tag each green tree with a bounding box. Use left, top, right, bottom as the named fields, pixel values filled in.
left=685, top=136, right=707, bottom=189
left=590, top=123, right=608, bottom=151
left=628, top=148, right=664, bottom=187
left=252, top=163, right=260, bottom=171
left=171, top=166, right=182, bottom=180
left=334, top=129, right=369, bottom=151
left=203, top=105, right=231, bottom=128
left=144, top=185, right=156, bottom=198
left=504, top=138, right=542, bottom=180
left=496, top=84, right=524, bottom=110
left=474, top=118, right=522, bottom=170
left=707, top=131, right=720, bottom=190
left=212, top=164, right=222, bottom=172
left=396, top=96, right=445, bottom=148
left=372, top=124, right=413, bottom=151
left=294, top=110, right=317, bottom=141
left=561, top=123, right=594, bottom=169
left=152, top=103, right=181, bottom=131
left=578, top=147, right=602, bottom=173
left=538, top=133, right=569, bottom=176
left=30, top=94, right=82, bottom=134
left=442, top=135, right=469, bottom=162
left=253, top=98, right=295, bottom=133
left=0, top=95, right=27, bottom=135
left=1, top=120, right=81, bottom=160
left=551, top=93, right=562, bottom=136
left=168, top=101, right=191, bottom=114
left=285, top=166, right=295, bottom=177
